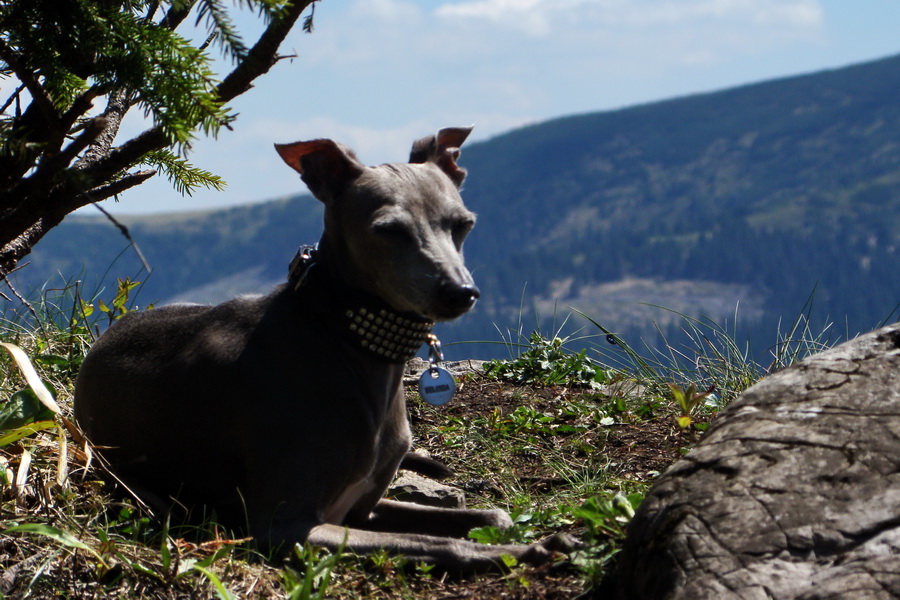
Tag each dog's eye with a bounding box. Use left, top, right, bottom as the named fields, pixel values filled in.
left=373, top=220, right=413, bottom=240
left=451, top=218, right=475, bottom=238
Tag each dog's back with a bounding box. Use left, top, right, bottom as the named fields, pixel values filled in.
left=76, top=295, right=273, bottom=517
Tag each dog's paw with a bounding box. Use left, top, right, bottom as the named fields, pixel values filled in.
left=476, top=508, right=514, bottom=530
left=541, top=532, right=580, bottom=554
left=519, top=533, right=581, bottom=565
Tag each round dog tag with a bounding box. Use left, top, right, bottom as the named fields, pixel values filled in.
left=419, top=367, right=456, bottom=406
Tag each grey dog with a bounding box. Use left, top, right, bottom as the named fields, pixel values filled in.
left=74, top=127, right=571, bottom=571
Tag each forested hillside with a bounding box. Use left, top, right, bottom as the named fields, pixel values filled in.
left=12, top=53, right=900, bottom=359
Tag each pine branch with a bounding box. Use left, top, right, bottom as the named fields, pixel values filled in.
left=74, top=128, right=170, bottom=190
left=68, top=0, right=312, bottom=191
left=60, top=85, right=105, bottom=136
left=0, top=168, right=157, bottom=276
left=0, top=0, right=315, bottom=274
left=142, top=150, right=226, bottom=196
left=69, top=170, right=158, bottom=209
left=76, top=88, right=133, bottom=169
left=195, top=0, right=248, bottom=61
left=159, top=0, right=197, bottom=30
left=13, top=116, right=108, bottom=200
left=0, top=37, right=59, bottom=128
left=217, top=0, right=313, bottom=102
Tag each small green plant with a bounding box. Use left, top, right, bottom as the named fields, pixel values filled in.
left=668, top=382, right=714, bottom=429
left=469, top=508, right=536, bottom=546
left=283, top=540, right=346, bottom=600
left=485, top=332, right=608, bottom=388
left=573, top=492, right=642, bottom=542
left=88, top=277, right=153, bottom=327
left=5, top=284, right=839, bottom=597
left=569, top=492, right=644, bottom=583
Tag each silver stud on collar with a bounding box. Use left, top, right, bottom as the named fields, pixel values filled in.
left=344, top=307, right=434, bottom=362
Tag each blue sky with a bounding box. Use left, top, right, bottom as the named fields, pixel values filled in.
left=108, top=0, right=900, bottom=214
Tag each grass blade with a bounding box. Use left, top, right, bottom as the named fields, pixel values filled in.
left=0, top=420, right=56, bottom=447
left=4, top=523, right=102, bottom=560
left=0, top=342, right=62, bottom=414
left=191, top=564, right=235, bottom=600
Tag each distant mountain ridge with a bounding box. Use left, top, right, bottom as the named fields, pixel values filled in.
left=13, top=53, right=900, bottom=359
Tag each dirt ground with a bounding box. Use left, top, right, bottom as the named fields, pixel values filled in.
left=392, top=375, right=696, bottom=599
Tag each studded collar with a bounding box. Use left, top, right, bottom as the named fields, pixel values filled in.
left=288, top=245, right=435, bottom=363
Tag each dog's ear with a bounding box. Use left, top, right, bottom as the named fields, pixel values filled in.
left=274, top=139, right=365, bottom=203
left=409, top=126, right=474, bottom=187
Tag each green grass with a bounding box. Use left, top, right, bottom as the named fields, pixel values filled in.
left=0, top=286, right=839, bottom=599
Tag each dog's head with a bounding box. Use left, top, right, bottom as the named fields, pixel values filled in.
left=275, top=127, right=479, bottom=321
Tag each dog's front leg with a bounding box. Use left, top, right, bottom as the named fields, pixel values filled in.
left=362, top=498, right=512, bottom=538
left=305, top=522, right=569, bottom=573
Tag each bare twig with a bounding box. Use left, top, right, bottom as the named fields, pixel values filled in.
left=0, top=38, right=59, bottom=127
left=3, top=273, right=47, bottom=338
left=0, top=83, right=26, bottom=115
left=29, top=117, right=108, bottom=187
left=60, top=85, right=105, bottom=135
left=159, top=0, right=196, bottom=30
left=92, top=203, right=153, bottom=275
left=55, top=171, right=158, bottom=219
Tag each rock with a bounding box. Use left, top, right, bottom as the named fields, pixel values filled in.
left=389, top=471, right=466, bottom=509
left=604, top=323, right=900, bottom=600
left=404, top=357, right=487, bottom=384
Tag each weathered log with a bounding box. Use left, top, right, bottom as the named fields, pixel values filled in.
left=605, top=323, right=900, bottom=599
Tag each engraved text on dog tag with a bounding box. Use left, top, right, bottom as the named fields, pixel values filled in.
left=419, top=367, right=456, bottom=406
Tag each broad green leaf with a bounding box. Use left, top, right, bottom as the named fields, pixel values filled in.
left=34, top=354, right=71, bottom=367
left=79, top=302, right=95, bottom=318
left=468, top=526, right=502, bottom=544
left=499, top=553, right=518, bottom=568
left=0, top=390, right=53, bottom=430
left=611, top=494, right=636, bottom=518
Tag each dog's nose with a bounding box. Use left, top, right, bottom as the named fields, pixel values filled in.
left=441, top=282, right=480, bottom=314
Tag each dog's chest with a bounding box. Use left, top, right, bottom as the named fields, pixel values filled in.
left=316, top=378, right=411, bottom=525
left=322, top=478, right=378, bottom=524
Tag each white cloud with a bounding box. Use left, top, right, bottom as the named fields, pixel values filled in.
left=239, top=112, right=528, bottom=169
left=351, top=0, right=424, bottom=19
left=436, top=0, right=549, bottom=35
left=244, top=116, right=435, bottom=165
left=607, top=0, right=824, bottom=27
left=436, top=0, right=824, bottom=35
